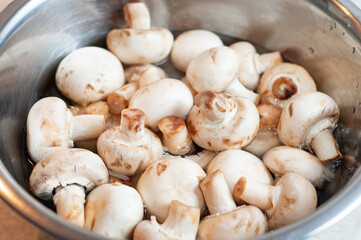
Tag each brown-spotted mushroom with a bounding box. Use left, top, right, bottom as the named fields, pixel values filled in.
left=258, top=63, right=317, bottom=108
left=187, top=91, right=259, bottom=151
left=97, top=108, right=163, bottom=176
left=198, top=170, right=268, bottom=240
left=107, top=2, right=174, bottom=64
left=29, top=148, right=109, bottom=227
left=55, top=46, right=125, bottom=106
left=277, top=91, right=342, bottom=162
left=137, top=158, right=206, bottom=222
left=84, top=182, right=143, bottom=239
left=234, top=173, right=317, bottom=230
left=27, top=97, right=105, bottom=163
left=107, top=82, right=139, bottom=115
left=230, top=41, right=283, bottom=91
left=133, top=200, right=200, bottom=240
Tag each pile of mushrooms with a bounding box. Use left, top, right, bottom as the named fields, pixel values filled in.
left=26, top=2, right=344, bottom=239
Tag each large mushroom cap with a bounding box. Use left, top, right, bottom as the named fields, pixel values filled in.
left=137, top=158, right=206, bottom=222
left=55, top=46, right=125, bottom=106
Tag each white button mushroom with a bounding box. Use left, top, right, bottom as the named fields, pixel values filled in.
left=55, top=46, right=125, bottom=106
left=277, top=91, right=342, bottom=162
left=186, top=46, right=240, bottom=93
left=137, top=158, right=206, bottom=222
left=230, top=41, right=283, bottom=91
left=224, top=78, right=260, bottom=105
left=124, top=64, right=167, bottom=83
left=107, top=3, right=174, bottom=64
left=84, top=182, right=144, bottom=239
left=29, top=148, right=109, bottom=227
left=171, top=29, right=223, bottom=72
left=198, top=170, right=268, bottom=240
left=133, top=200, right=200, bottom=240
left=27, top=97, right=105, bottom=163
left=234, top=172, right=317, bottom=230
left=244, top=103, right=282, bottom=157
left=187, top=91, right=259, bottom=151
left=258, top=63, right=317, bottom=108
left=107, top=82, right=139, bottom=115
left=97, top=108, right=163, bottom=176
left=129, top=78, right=194, bottom=131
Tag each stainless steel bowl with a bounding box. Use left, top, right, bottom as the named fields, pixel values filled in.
left=1, top=0, right=361, bottom=239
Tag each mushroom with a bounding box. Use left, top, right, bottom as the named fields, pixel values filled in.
left=244, top=103, right=282, bottom=157
left=158, top=116, right=195, bottom=155
left=84, top=182, right=144, bottom=239
left=107, top=2, right=174, bottom=64
left=233, top=172, right=317, bottom=230
left=97, top=108, right=163, bottom=176
left=224, top=78, right=260, bottom=105
left=124, top=64, right=167, bottom=83
left=29, top=148, right=109, bottom=227
left=187, top=91, right=259, bottom=151
left=277, top=91, right=342, bottom=162
left=27, top=97, right=105, bottom=163
left=207, top=149, right=273, bottom=203
left=129, top=78, right=194, bottom=131
left=258, top=63, right=317, bottom=108
left=83, top=101, right=109, bottom=120
left=263, top=146, right=326, bottom=187
left=55, top=46, right=125, bottom=106
left=171, top=29, right=223, bottom=72
left=107, top=82, right=139, bottom=115
left=186, top=46, right=240, bottom=93
left=137, top=158, right=206, bottom=222
left=133, top=200, right=200, bottom=240
left=198, top=170, right=268, bottom=240
left=230, top=41, right=283, bottom=91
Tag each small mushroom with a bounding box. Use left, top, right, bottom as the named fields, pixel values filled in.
left=187, top=91, right=259, bottom=151
left=230, top=41, right=283, bottom=91
left=258, top=63, right=317, bottom=108
left=137, top=158, right=206, bottom=222
left=277, top=91, right=342, bottom=162
left=84, top=182, right=144, bottom=239
left=171, top=29, right=223, bottom=72
left=133, top=200, right=200, bottom=240
left=97, top=108, right=163, bottom=176
left=124, top=64, right=167, bottom=83
left=137, top=66, right=165, bottom=88
left=224, top=78, right=260, bottom=105
left=107, top=82, right=139, bottom=115
left=233, top=172, right=317, bottom=229
left=55, top=46, right=125, bottom=106
left=158, top=116, right=195, bottom=155
left=263, top=146, right=325, bottom=187
left=29, top=148, right=109, bottom=227
left=198, top=170, right=268, bottom=240
left=107, top=3, right=174, bottom=64
left=244, top=104, right=282, bottom=157
left=129, top=78, right=194, bottom=131
left=27, top=97, right=105, bottom=163
left=186, top=46, right=240, bottom=92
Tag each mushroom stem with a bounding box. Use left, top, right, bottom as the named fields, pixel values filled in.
left=72, top=114, right=105, bottom=141
left=233, top=177, right=279, bottom=211
left=107, top=82, right=139, bottom=115
left=200, top=169, right=236, bottom=215
left=53, top=184, right=86, bottom=227
left=311, top=129, right=342, bottom=162
left=224, top=78, right=260, bottom=105
left=195, top=91, right=237, bottom=124
left=256, top=51, right=282, bottom=73
left=120, top=108, right=145, bottom=141
left=123, top=2, right=150, bottom=30
left=158, top=116, right=195, bottom=155
left=138, top=67, right=162, bottom=88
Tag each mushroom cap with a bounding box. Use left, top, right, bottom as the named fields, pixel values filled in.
left=124, top=64, right=167, bottom=83
left=207, top=149, right=273, bottom=198
left=198, top=205, right=268, bottom=240
left=55, top=46, right=125, bottom=106
left=258, top=63, right=317, bottom=108
left=263, top=146, right=324, bottom=187
left=277, top=91, right=339, bottom=148
left=29, top=148, right=109, bottom=200
left=27, top=97, right=73, bottom=163
left=137, top=158, right=206, bottom=222
left=267, top=173, right=317, bottom=229
left=186, top=46, right=240, bottom=92
left=129, top=78, right=194, bottom=131
left=171, top=29, right=223, bottom=72
left=84, top=182, right=144, bottom=239
left=107, top=28, right=174, bottom=64
left=187, top=92, right=259, bottom=151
